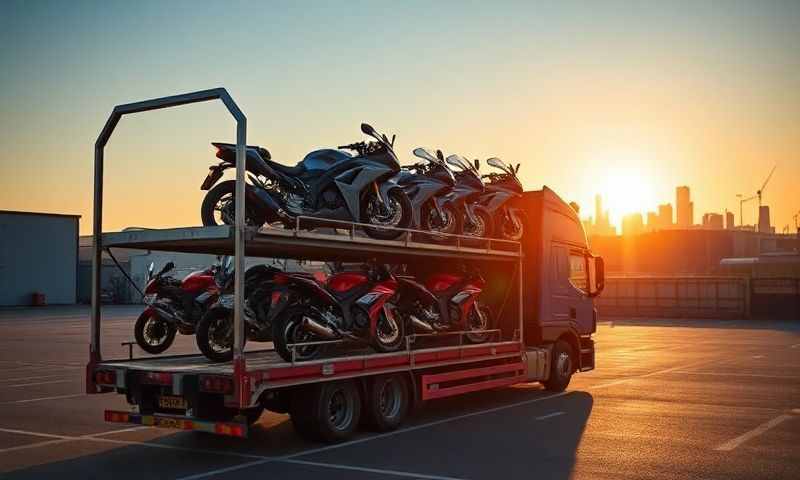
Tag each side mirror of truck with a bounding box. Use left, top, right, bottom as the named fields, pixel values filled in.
left=587, top=255, right=605, bottom=297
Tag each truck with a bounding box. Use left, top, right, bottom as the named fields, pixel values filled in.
left=86, top=89, right=604, bottom=441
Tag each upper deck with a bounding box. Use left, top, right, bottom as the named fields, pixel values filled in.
left=101, top=223, right=522, bottom=263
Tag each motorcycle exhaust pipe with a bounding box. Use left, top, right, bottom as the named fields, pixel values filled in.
left=301, top=316, right=338, bottom=339
left=409, top=314, right=435, bottom=333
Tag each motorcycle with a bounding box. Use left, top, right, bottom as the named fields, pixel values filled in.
left=477, top=157, right=524, bottom=241
left=200, top=123, right=412, bottom=240
left=134, top=260, right=223, bottom=354
left=395, top=266, right=494, bottom=344
left=194, top=262, right=286, bottom=362
left=390, top=147, right=460, bottom=238
left=269, top=263, right=405, bottom=362
left=444, top=155, right=491, bottom=239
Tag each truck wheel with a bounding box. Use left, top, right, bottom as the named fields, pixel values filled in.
left=543, top=340, right=574, bottom=392
left=134, top=311, right=176, bottom=355
left=364, top=374, right=409, bottom=432
left=290, top=380, right=361, bottom=442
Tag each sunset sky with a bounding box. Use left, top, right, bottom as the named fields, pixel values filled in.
left=2, top=0, right=799, bottom=234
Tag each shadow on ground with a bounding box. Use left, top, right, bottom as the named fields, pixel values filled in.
left=3, top=388, right=593, bottom=480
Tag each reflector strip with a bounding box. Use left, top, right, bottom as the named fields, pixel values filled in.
left=103, top=410, right=247, bottom=438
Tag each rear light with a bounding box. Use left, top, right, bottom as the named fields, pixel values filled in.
left=215, top=423, right=245, bottom=437
left=95, top=370, right=117, bottom=385
left=270, top=290, right=284, bottom=305
left=273, top=273, right=289, bottom=285
left=199, top=375, right=234, bottom=394
left=140, top=372, right=172, bottom=386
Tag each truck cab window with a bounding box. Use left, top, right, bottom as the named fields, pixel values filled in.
left=568, top=253, right=587, bottom=293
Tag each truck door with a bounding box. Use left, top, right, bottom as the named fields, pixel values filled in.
left=550, top=244, right=594, bottom=333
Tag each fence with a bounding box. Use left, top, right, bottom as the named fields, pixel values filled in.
left=597, top=276, right=749, bottom=319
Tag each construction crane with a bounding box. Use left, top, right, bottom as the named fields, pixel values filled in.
left=757, top=164, right=777, bottom=208
left=736, top=193, right=757, bottom=227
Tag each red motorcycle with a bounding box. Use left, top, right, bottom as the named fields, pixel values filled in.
left=269, top=263, right=405, bottom=362
left=134, top=260, right=223, bottom=354
left=396, top=267, right=494, bottom=343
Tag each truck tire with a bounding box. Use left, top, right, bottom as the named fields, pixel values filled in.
left=543, top=340, right=574, bottom=392
left=290, top=380, right=361, bottom=442
left=364, top=374, right=409, bottom=432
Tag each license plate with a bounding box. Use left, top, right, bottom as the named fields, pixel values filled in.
left=158, top=396, right=187, bottom=410
left=155, top=417, right=184, bottom=429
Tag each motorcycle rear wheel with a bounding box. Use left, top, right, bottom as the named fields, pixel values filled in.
left=273, top=306, right=326, bottom=363
left=134, top=311, right=177, bottom=355
left=201, top=180, right=264, bottom=227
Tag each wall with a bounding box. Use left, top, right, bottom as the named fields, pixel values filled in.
left=0, top=212, right=78, bottom=305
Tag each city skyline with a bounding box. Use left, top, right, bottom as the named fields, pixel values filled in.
left=583, top=183, right=787, bottom=237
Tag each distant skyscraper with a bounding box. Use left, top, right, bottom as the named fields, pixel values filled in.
left=646, top=211, right=658, bottom=231
left=589, top=194, right=616, bottom=236
left=676, top=186, right=693, bottom=227
left=702, top=213, right=724, bottom=230
left=758, top=206, right=772, bottom=233
left=658, top=203, right=673, bottom=227
left=622, top=212, right=644, bottom=236
left=725, top=211, right=734, bottom=230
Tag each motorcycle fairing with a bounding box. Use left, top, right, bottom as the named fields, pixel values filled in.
left=478, top=190, right=516, bottom=214
left=382, top=172, right=449, bottom=228
left=335, top=164, right=395, bottom=223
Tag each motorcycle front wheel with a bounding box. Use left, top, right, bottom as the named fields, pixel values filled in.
left=134, top=311, right=177, bottom=355
left=464, top=302, right=494, bottom=344
left=420, top=202, right=463, bottom=243
left=361, top=188, right=412, bottom=240
left=372, top=304, right=406, bottom=353
left=196, top=309, right=245, bottom=363
left=201, top=180, right=264, bottom=227
left=272, top=306, right=326, bottom=363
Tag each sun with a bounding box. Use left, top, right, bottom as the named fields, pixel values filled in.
left=598, top=166, right=656, bottom=223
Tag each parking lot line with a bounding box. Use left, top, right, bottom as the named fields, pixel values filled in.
left=5, top=379, right=74, bottom=388
left=0, top=427, right=72, bottom=440
left=4, top=393, right=85, bottom=404
left=283, top=459, right=468, bottom=480
left=674, top=371, right=800, bottom=380
left=535, top=411, right=565, bottom=420
left=0, top=438, right=74, bottom=454
left=715, top=414, right=795, bottom=451
left=177, top=459, right=276, bottom=480
left=0, top=374, right=74, bottom=383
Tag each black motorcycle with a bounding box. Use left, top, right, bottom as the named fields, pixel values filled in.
left=477, top=157, right=524, bottom=241
left=195, top=263, right=284, bottom=362
left=390, top=147, right=460, bottom=238
left=200, top=124, right=411, bottom=240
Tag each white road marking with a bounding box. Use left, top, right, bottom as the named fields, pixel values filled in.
left=0, top=438, right=74, bottom=454
left=0, top=373, right=75, bottom=383
left=176, top=459, right=276, bottom=480
left=5, top=379, right=74, bottom=388
left=715, top=414, right=794, bottom=451
left=0, top=427, right=72, bottom=440
left=674, top=371, right=800, bottom=380
left=284, top=459, right=468, bottom=480
left=4, top=393, right=85, bottom=404
left=535, top=411, right=565, bottom=421
left=590, top=361, right=706, bottom=389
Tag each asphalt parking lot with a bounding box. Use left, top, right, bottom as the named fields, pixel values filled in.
left=0, top=306, right=798, bottom=479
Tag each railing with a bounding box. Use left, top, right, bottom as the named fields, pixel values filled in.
left=596, top=275, right=749, bottom=319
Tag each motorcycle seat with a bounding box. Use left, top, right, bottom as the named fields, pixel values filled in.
left=266, top=158, right=305, bottom=177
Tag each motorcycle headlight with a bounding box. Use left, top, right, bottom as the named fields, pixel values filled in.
left=143, top=294, right=157, bottom=305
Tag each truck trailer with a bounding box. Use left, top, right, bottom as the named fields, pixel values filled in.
left=86, top=89, right=604, bottom=441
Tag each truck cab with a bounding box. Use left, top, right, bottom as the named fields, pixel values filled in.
left=514, top=187, right=604, bottom=389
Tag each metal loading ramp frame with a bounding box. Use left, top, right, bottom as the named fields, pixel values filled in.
left=101, top=225, right=522, bottom=263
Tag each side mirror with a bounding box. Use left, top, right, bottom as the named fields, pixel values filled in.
left=474, top=159, right=480, bottom=171
left=588, top=256, right=605, bottom=297
left=361, top=123, right=376, bottom=137
left=147, top=262, right=154, bottom=280
left=436, top=150, right=444, bottom=161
